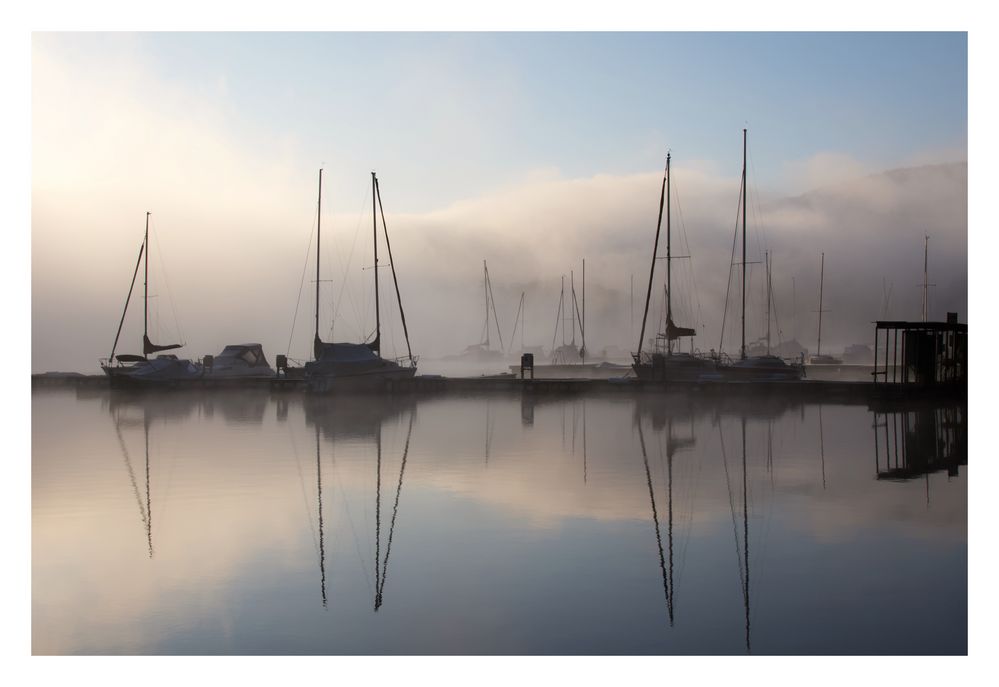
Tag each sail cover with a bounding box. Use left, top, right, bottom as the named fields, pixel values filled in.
left=143, top=334, right=183, bottom=355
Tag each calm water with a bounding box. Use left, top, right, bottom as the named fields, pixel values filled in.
left=31, top=387, right=967, bottom=655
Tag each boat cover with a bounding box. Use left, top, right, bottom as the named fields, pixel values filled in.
left=314, top=341, right=381, bottom=363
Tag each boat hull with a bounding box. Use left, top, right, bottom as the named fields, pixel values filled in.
left=718, top=356, right=805, bottom=382
left=102, top=357, right=204, bottom=388
left=632, top=353, right=718, bottom=382
left=304, top=360, right=417, bottom=393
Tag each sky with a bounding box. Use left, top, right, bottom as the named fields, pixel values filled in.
left=31, top=32, right=968, bottom=372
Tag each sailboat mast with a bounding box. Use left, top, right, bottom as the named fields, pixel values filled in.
left=666, top=152, right=672, bottom=356
left=571, top=271, right=576, bottom=346
left=922, top=235, right=929, bottom=322
left=817, top=253, right=825, bottom=356
left=741, top=129, right=747, bottom=360
left=766, top=251, right=771, bottom=355
left=561, top=276, right=566, bottom=346
left=484, top=260, right=490, bottom=348
left=315, top=170, right=322, bottom=351
left=582, top=258, right=586, bottom=361
left=636, top=155, right=669, bottom=362
left=371, top=172, right=381, bottom=355
left=143, top=211, right=150, bottom=350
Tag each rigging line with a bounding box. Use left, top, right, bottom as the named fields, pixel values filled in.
left=375, top=411, right=415, bottom=609
left=571, top=285, right=584, bottom=355
left=719, top=179, right=745, bottom=354
left=287, top=211, right=317, bottom=357
left=675, top=428, right=701, bottom=589
left=550, top=282, right=564, bottom=356
left=486, top=265, right=505, bottom=352
left=332, top=185, right=370, bottom=342
left=745, top=146, right=768, bottom=270
left=508, top=293, right=524, bottom=355
left=753, top=425, right=777, bottom=621
left=150, top=223, right=184, bottom=345
left=671, top=171, right=703, bottom=330
left=289, top=416, right=319, bottom=557
left=334, top=462, right=374, bottom=599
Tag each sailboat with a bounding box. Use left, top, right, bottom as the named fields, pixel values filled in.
left=512, top=261, right=625, bottom=378
left=721, top=130, right=804, bottom=381
left=550, top=269, right=584, bottom=364
left=101, top=212, right=203, bottom=386
left=633, top=152, right=716, bottom=382
left=808, top=253, right=842, bottom=365
left=454, top=261, right=506, bottom=362
left=304, top=170, right=417, bottom=391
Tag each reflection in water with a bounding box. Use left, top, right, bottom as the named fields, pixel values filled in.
left=819, top=406, right=827, bottom=490
left=32, top=389, right=967, bottom=655
left=374, top=413, right=414, bottom=611
left=718, top=417, right=752, bottom=654
left=637, top=418, right=673, bottom=627
left=316, top=424, right=327, bottom=609
left=112, top=407, right=153, bottom=558
left=874, top=405, right=966, bottom=482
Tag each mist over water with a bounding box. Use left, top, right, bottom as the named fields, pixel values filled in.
left=32, top=388, right=966, bottom=654
left=31, top=37, right=967, bottom=374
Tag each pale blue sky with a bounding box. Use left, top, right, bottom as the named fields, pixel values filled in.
left=40, top=32, right=966, bottom=211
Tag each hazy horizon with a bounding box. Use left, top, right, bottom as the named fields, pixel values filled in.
left=31, top=32, right=968, bottom=374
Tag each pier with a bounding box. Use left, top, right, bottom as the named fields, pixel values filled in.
left=32, top=370, right=965, bottom=405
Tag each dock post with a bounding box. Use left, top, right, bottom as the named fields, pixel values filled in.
left=521, top=353, right=534, bottom=380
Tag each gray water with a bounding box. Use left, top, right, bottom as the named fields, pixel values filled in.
left=31, top=387, right=966, bottom=654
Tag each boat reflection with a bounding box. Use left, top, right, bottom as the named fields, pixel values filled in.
left=88, top=388, right=964, bottom=649
left=303, top=394, right=415, bottom=442
left=303, top=398, right=416, bottom=612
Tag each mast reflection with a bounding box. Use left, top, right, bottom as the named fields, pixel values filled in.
left=719, top=416, right=751, bottom=654
left=636, top=414, right=693, bottom=627
left=316, top=423, right=327, bottom=608
left=374, top=412, right=415, bottom=611
left=111, top=404, right=154, bottom=558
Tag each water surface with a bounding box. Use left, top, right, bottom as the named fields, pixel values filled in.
left=32, top=387, right=966, bottom=654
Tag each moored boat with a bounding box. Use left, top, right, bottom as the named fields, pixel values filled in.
left=716, top=130, right=803, bottom=381
left=302, top=170, right=417, bottom=392
left=632, top=151, right=717, bottom=382
left=203, top=343, right=275, bottom=379
left=100, top=212, right=203, bottom=387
